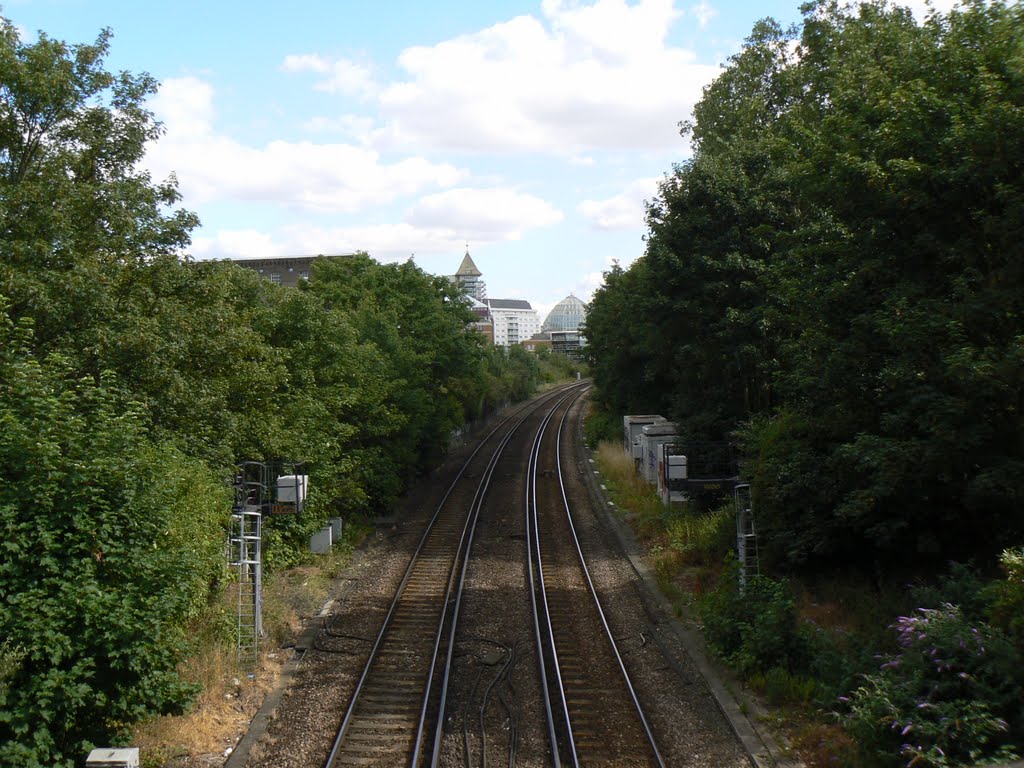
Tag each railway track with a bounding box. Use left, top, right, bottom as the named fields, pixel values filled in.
left=526, top=391, right=665, bottom=768
left=324, top=384, right=587, bottom=768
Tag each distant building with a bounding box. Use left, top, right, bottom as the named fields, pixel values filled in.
left=521, top=335, right=552, bottom=353
left=487, top=298, right=541, bottom=347
left=228, top=254, right=354, bottom=287
left=446, top=251, right=538, bottom=347
left=450, top=249, right=487, bottom=301
left=539, top=294, right=587, bottom=357
left=551, top=330, right=585, bottom=358
left=541, top=294, right=586, bottom=334
left=466, top=295, right=495, bottom=345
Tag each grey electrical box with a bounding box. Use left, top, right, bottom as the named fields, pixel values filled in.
left=667, top=454, right=688, bottom=480
left=86, top=748, right=140, bottom=768
left=310, top=525, right=332, bottom=554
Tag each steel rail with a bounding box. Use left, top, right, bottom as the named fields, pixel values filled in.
left=424, top=393, right=543, bottom=766
left=324, top=383, right=586, bottom=768
left=524, top=388, right=584, bottom=768
left=430, top=383, right=589, bottom=767
left=552, top=395, right=667, bottom=768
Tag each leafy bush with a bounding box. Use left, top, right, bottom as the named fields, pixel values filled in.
left=990, top=548, right=1024, bottom=651
left=584, top=407, right=621, bottom=448
left=534, top=347, right=584, bottom=384
left=843, top=605, right=1023, bottom=767
left=0, top=310, right=228, bottom=767
left=699, top=554, right=808, bottom=678
left=910, top=561, right=994, bottom=625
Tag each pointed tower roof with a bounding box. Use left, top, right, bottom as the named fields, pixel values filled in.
left=455, top=250, right=482, bottom=277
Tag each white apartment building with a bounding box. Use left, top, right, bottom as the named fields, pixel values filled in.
left=486, top=299, right=541, bottom=347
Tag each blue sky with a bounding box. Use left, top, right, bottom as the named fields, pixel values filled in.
left=5, top=0, right=952, bottom=319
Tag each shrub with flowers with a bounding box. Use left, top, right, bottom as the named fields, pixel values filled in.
left=843, top=604, right=1022, bottom=767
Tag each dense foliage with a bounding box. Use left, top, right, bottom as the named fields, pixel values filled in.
left=0, top=304, right=227, bottom=765
left=585, top=2, right=1024, bottom=761
left=0, top=19, right=552, bottom=766
left=844, top=604, right=1022, bottom=767
left=584, top=0, right=1024, bottom=572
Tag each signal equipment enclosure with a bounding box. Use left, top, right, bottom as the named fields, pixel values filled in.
left=639, top=422, right=679, bottom=485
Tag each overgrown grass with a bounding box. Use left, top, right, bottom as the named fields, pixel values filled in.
left=594, top=441, right=665, bottom=536
left=665, top=506, right=734, bottom=567
left=132, top=519, right=371, bottom=766
left=593, top=439, right=734, bottom=606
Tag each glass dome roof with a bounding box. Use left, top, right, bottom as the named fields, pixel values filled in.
left=541, top=294, right=586, bottom=334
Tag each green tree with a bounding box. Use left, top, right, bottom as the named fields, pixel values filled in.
left=747, top=0, right=1024, bottom=567
left=0, top=19, right=197, bottom=358
left=588, top=0, right=1024, bottom=570
left=0, top=302, right=226, bottom=767
left=309, top=255, right=484, bottom=489
left=583, top=259, right=670, bottom=416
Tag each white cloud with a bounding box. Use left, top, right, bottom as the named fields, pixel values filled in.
left=576, top=253, right=642, bottom=301
left=146, top=76, right=466, bottom=214
left=689, top=1, right=717, bottom=28
left=188, top=223, right=399, bottom=262
left=569, top=155, right=595, bottom=167
left=189, top=229, right=280, bottom=260
left=406, top=188, right=563, bottom=240
left=577, top=270, right=606, bottom=303
left=573, top=255, right=630, bottom=303
left=361, top=0, right=719, bottom=154
left=190, top=222, right=442, bottom=262
left=542, top=0, right=681, bottom=61
left=281, top=53, right=376, bottom=97
left=149, top=76, right=214, bottom=140
left=577, top=176, right=659, bottom=230
left=187, top=186, right=562, bottom=263
left=302, top=114, right=376, bottom=139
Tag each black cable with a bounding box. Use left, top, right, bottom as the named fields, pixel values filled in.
left=478, top=643, right=513, bottom=768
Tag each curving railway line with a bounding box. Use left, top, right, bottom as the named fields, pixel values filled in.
left=242, top=382, right=751, bottom=768
left=526, top=391, right=665, bottom=768
left=324, top=383, right=590, bottom=768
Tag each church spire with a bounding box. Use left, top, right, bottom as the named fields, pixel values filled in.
left=455, top=249, right=482, bottom=277
left=452, top=245, right=486, bottom=301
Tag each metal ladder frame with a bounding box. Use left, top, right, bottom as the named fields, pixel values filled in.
left=229, top=462, right=267, bottom=665
left=734, top=483, right=759, bottom=590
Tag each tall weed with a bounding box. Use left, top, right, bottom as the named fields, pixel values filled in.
left=665, top=505, right=734, bottom=566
